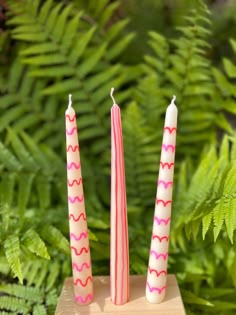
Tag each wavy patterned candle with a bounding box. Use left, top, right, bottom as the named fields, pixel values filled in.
left=110, top=88, right=129, bottom=305
left=65, top=94, right=93, bottom=305
left=146, top=95, right=178, bottom=304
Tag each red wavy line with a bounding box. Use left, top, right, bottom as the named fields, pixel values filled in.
left=160, top=161, right=174, bottom=169
left=71, top=246, right=89, bottom=256
left=148, top=266, right=167, bottom=276
left=67, top=178, right=82, bottom=187
left=66, top=114, right=76, bottom=122
left=146, top=281, right=166, bottom=293
left=156, top=199, right=172, bottom=207
left=66, top=127, right=77, bottom=135
left=70, top=231, right=88, bottom=241
left=66, top=145, right=79, bottom=152
left=68, top=195, right=84, bottom=203
left=69, top=213, right=86, bottom=221
left=75, top=294, right=93, bottom=303
left=67, top=162, right=80, bottom=170
left=164, top=127, right=177, bottom=134
left=162, top=144, right=176, bottom=152
left=72, top=262, right=91, bottom=272
left=74, top=276, right=92, bottom=287
left=152, top=234, right=169, bottom=242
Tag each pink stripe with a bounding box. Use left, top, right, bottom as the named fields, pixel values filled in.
left=162, top=144, right=175, bottom=152
left=74, top=276, right=92, bottom=287
left=70, top=231, right=88, bottom=241
left=150, top=250, right=168, bottom=260
left=67, top=162, right=80, bottom=170
left=68, top=195, right=84, bottom=203
left=154, top=216, right=171, bottom=225
left=72, top=262, right=91, bottom=272
left=146, top=281, right=166, bottom=293
left=66, top=127, right=77, bottom=135
left=158, top=180, right=173, bottom=189
left=75, top=294, right=93, bottom=303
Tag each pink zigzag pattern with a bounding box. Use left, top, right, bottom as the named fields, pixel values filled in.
left=160, top=161, right=174, bottom=169
left=67, top=178, right=82, bottom=186
left=146, top=281, right=166, bottom=294
left=66, top=114, right=76, bottom=122
left=156, top=199, right=172, bottom=207
left=66, top=145, right=79, bottom=152
left=148, top=266, right=167, bottom=276
left=75, top=294, right=93, bottom=303
left=158, top=180, right=173, bottom=189
left=150, top=250, right=168, bottom=260
left=70, top=231, right=88, bottom=241
left=71, top=246, right=89, bottom=256
left=69, top=213, right=86, bottom=221
left=68, top=195, right=84, bottom=203
left=162, top=144, right=176, bottom=152
left=67, top=162, right=80, bottom=170
left=154, top=216, right=171, bottom=225
left=74, top=276, right=92, bottom=287
left=152, top=234, right=169, bottom=242
left=72, top=262, right=91, bottom=272
left=164, top=126, right=177, bottom=134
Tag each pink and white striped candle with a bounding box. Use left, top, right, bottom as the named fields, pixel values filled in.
left=146, top=96, right=178, bottom=304
left=110, top=88, right=129, bottom=305
left=65, top=94, right=93, bottom=305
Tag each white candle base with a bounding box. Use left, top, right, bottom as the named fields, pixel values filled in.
left=55, top=275, right=186, bottom=315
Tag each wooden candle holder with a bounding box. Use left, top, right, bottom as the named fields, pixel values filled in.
left=55, top=275, right=186, bottom=315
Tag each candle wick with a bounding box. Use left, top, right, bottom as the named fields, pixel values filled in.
left=171, top=95, right=176, bottom=106
left=110, top=87, right=116, bottom=105
left=68, top=94, right=72, bottom=108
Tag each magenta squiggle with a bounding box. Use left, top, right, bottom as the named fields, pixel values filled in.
left=150, top=249, right=168, bottom=260
left=154, top=216, right=171, bottom=225
left=70, top=231, right=88, bottom=241
left=68, top=195, right=84, bottom=203
left=158, top=180, right=173, bottom=189
left=156, top=199, right=172, bottom=207
left=75, top=294, right=93, bottom=303
left=66, top=127, right=77, bottom=135
left=162, top=144, right=176, bottom=152
left=72, top=262, right=91, bottom=272
left=67, top=162, right=81, bottom=170
left=146, top=281, right=166, bottom=293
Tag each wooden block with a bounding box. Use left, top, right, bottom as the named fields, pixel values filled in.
left=55, top=275, right=186, bottom=315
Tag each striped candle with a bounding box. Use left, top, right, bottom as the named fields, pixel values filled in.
left=110, top=88, right=129, bottom=305
left=65, top=94, right=93, bottom=305
left=146, top=96, right=178, bottom=304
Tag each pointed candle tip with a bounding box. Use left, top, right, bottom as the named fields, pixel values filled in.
left=171, top=95, right=176, bottom=106
left=110, top=87, right=116, bottom=105
left=68, top=94, right=72, bottom=108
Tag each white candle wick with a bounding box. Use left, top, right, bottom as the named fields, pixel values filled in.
left=171, top=95, right=176, bottom=106
left=110, top=87, right=116, bottom=105
left=68, top=94, right=72, bottom=108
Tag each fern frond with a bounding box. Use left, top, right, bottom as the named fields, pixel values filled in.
left=22, top=229, right=50, bottom=260
left=4, top=235, right=22, bottom=283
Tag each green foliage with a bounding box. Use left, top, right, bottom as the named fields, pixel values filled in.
left=0, top=0, right=236, bottom=314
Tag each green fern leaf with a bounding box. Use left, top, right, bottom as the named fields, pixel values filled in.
left=22, top=229, right=50, bottom=259
left=4, top=235, right=23, bottom=283
left=40, top=225, right=70, bottom=255
left=0, top=296, right=29, bottom=313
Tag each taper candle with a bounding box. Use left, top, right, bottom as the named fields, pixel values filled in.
left=146, top=95, right=178, bottom=304
left=110, top=88, right=129, bottom=305
left=65, top=94, right=93, bottom=305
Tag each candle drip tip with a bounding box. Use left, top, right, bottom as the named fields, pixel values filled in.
left=171, top=95, right=176, bottom=105
left=68, top=94, right=72, bottom=108
left=110, top=87, right=116, bottom=105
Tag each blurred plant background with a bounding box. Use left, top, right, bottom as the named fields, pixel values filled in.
left=0, top=0, right=236, bottom=314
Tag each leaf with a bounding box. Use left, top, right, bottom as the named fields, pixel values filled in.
left=4, top=235, right=23, bottom=283
left=22, top=229, right=50, bottom=259
left=181, top=289, right=214, bottom=306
